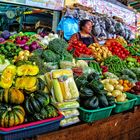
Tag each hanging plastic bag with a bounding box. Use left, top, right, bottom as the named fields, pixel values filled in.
left=57, top=17, right=79, bottom=40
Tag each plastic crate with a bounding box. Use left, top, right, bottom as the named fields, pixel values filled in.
left=0, top=113, right=64, bottom=140
left=135, top=95, right=140, bottom=106
left=79, top=105, right=115, bottom=123
left=113, top=93, right=137, bottom=114
left=128, top=93, right=140, bottom=106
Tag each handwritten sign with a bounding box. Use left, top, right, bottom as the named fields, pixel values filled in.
left=26, top=0, right=64, bottom=10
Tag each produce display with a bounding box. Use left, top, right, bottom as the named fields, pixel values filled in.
left=67, top=41, right=92, bottom=57
left=75, top=73, right=115, bottom=109
left=103, top=56, right=127, bottom=76
left=101, top=78, right=127, bottom=102
left=0, top=29, right=139, bottom=134
left=105, top=39, right=129, bottom=59
left=89, top=43, right=112, bottom=62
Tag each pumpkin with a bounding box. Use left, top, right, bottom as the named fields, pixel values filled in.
left=0, top=88, right=24, bottom=104
left=25, top=91, right=50, bottom=114
left=0, top=103, right=25, bottom=127
left=17, top=64, right=39, bottom=76
left=0, top=65, right=16, bottom=88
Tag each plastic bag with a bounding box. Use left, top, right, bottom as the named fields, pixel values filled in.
left=51, top=69, right=79, bottom=102
left=92, top=23, right=101, bottom=36
left=60, top=116, right=80, bottom=127
left=61, top=109, right=79, bottom=119
left=60, top=61, right=75, bottom=69
left=55, top=101, right=80, bottom=110
left=57, top=17, right=79, bottom=40
left=45, top=62, right=59, bottom=72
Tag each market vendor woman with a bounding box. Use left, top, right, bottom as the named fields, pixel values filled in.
left=69, top=19, right=98, bottom=46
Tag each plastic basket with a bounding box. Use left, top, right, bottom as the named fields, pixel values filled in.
left=128, top=93, right=140, bottom=106
left=79, top=105, right=115, bottom=123
left=135, top=95, right=140, bottom=106
left=0, top=113, right=64, bottom=140
left=113, top=93, right=137, bottom=114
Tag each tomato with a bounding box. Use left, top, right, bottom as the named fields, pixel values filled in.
left=121, top=54, right=126, bottom=58
left=111, top=42, right=116, bottom=46
left=125, top=50, right=130, bottom=55
left=67, top=45, right=73, bottom=51
left=73, top=41, right=78, bottom=45
left=81, top=44, right=87, bottom=48
left=78, top=43, right=82, bottom=47
left=82, top=49, right=86, bottom=53
left=74, top=45, right=79, bottom=49
left=74, top=50, right=80, bottom=57
left=79, top=48, right=83, bottom=53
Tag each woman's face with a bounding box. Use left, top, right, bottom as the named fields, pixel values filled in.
left=82, top=21, right=93, bottom=34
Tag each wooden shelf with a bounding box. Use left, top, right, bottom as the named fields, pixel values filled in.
left=36, top=107, right=140, bottom=140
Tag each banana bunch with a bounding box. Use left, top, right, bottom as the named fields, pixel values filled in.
left=89, top=43, right=112, bottom=62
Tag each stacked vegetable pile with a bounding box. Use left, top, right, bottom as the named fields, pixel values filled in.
left=105, top=39, right=130, bottom=60
left=67, top=41, right=92, bottom=57
left=75, top=73, right=115, bottom=110
left=101, top=78, right=127, bottom=102
left=89, top=43, right=112, bottom=62
left=0, top=63, right=58, bottom=128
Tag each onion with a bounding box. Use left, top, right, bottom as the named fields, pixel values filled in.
left=24, top=45, right=29, bottom=50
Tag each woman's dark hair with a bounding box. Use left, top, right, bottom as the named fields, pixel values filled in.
left=79, top=19, right=92, bottom=31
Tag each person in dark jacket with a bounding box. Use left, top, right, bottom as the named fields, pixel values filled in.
left=69, top=19, right=98, bottom=46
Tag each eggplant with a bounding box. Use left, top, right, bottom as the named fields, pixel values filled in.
left=87, top=73, right=100, bottom=82
left=80, top=87, right=94, bottom=99
left=98, top=94, right=109, bottom=108
left=83, top=96, right=99, bottom=109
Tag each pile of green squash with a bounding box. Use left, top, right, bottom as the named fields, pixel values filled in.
left=75, top=72, right=116, bottom=110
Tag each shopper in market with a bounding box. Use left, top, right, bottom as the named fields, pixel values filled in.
left=69, top=19, right=98, bottom=46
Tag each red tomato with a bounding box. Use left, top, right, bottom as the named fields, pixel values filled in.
left=73, top=41, right=78, bottom=45
left=111, top=42, right=116, bottom=46
left=125, top=50, right=130, bottom=55
left=82, top=44, right=87, bottom=48
left=79, top=48, right=83, bottom=53
left=74, top=45, right=80, bottom=49
left=67, top=45, right=73, bottom=51
left=78, top=43, right=82, bottom=47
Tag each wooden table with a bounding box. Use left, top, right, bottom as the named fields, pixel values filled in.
left=36, top=107, right=140, bottom=140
